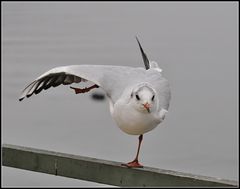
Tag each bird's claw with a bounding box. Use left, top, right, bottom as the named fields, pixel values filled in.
left=121, top=159, right=143, bottom=168
left=70, top=85, right=99, bottom=94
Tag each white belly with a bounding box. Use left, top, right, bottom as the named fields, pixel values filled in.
left=111, top=101, right=161, bottom=135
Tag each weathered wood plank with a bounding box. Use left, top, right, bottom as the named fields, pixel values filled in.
left=2, top=144, right=238, bottom=187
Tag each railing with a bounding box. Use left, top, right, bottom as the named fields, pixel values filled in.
left=2, top=144, right=238, bottom=187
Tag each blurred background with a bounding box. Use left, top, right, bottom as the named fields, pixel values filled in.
left=2, top=2, right=238, bottom=187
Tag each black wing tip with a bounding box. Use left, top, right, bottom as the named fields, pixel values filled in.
left=135, top=35, right=139, bottom=42
left=135, top=36, right=150, bottom=70
left=135, top=36, right=142, bottom=48
left=19, top=97, right=24, bottom=101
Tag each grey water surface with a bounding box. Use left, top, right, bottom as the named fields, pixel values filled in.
left=2, top=2, right=238, bottom=187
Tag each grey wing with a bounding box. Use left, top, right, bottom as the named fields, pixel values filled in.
left=19, top=65, right=144, bottom=102
left=157, top=78, right=171, bottom=110
left=146, top=70, right=171, bottom=110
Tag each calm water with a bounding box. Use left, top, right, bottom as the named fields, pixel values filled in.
left=2, top=2, right=238, bottom=187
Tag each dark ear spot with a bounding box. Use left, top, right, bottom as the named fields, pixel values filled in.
left=152, top=95, right=155, bottom=101
left=136, top=94, right=140, bottom=101
left=131, top=92, right=133, bottom=98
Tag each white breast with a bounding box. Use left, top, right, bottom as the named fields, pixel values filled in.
left=111, top=100, right=161, bottom=135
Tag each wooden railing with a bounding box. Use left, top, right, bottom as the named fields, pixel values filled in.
left=2, top=144, right=238, bottom=187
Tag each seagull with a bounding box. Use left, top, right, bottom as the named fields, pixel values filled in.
left=19, top=37, right=171, bottom=168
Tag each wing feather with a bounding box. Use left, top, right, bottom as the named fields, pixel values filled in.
left=19, top=65, right=147, bottom=102
left=19, top=71, right=81, bottom=101
left=51, top=74, right=66, bottom=87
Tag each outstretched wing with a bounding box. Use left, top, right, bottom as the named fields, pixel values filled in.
left=19, top=72, right=83, bottom=101
left=19, top=65, right=146, bottom=102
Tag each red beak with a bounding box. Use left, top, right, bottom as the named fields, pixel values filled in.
left=143, top=103, right=150, bottom=113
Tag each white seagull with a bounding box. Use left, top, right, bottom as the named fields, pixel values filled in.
left=19, top=37, right=171, bottom=168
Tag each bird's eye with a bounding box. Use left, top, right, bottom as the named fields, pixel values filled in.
left=152, top=95, right=155, bottom=101
left=136, top=94, right=140, bottom=100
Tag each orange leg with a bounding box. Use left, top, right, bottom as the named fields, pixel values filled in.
left=70, top=84, right=99, bottom=94
left=122, top=134, right=143, bottom=168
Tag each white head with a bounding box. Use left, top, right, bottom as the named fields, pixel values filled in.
left=129, top=83, right=157, bottom=113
